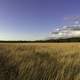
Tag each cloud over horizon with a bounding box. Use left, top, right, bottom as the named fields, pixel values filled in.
left=49, top=25, right=80, bottom=39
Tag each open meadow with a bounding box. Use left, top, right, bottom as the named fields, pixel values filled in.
left=0, top=43, right=80, bottom=80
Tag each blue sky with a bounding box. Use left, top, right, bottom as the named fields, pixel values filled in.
left=0, top=0, right=80, bottom=40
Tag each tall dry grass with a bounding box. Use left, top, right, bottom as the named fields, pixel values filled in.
left=0, top=43, right=80, bottom=80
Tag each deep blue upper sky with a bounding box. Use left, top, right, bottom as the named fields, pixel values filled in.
left=0, top=0, right=80, bottom=40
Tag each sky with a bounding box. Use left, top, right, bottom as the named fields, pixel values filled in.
left=0, top=0, right=80, bottom=40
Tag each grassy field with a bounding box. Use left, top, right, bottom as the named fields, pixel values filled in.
left=0, top=43, right=80, bottom=80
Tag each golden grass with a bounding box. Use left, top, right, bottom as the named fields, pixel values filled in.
left=0, top=43, right=80, bottom=80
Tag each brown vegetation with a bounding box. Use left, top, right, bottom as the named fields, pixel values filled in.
left=0, top=43, right=80, bottom=80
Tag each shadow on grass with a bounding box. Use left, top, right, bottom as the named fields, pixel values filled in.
left=0, top=51, right=18, bottom=80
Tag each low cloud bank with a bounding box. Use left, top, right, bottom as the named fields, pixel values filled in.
left=49, top=25, right=80, bottom=39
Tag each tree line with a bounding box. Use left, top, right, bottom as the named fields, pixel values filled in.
left=0, top=37, right=80, bottom=43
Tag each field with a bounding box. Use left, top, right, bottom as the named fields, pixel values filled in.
left=0, top=43, right=80, bottom=80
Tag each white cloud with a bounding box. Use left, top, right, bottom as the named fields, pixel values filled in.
left=50, top=25, right=80, bottom=39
